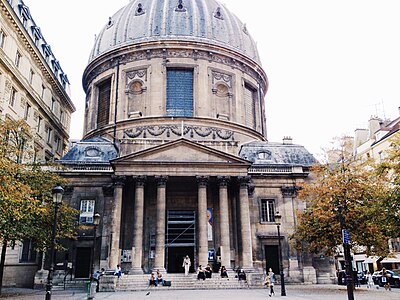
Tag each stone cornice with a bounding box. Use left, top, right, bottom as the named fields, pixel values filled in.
left=83, top=42, right=268, bottom=93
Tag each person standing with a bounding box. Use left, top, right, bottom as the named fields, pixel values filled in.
left=366, top=271, right=374, bottom=288
left=182, top=255, right=191, bottom=276
left=267, top=268, right=276, bottom=297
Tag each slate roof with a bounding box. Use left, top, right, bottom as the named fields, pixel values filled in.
left=60, top=137, right=118, bottom=164
left=239, top=141, right=317, bottom=167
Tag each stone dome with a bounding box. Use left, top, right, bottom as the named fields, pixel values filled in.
left=89, top=0, right=261, bottom=65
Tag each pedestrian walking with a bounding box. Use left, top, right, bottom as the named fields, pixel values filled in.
left=182, top=255, right=191, bottom=276
left=267, top=268, right=276, bottom=297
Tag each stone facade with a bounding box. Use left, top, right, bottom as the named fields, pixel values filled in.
left=54, top=0, right=334, bottom=285
left=0, top=0, right=75, bottom=287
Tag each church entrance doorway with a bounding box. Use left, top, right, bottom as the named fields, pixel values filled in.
left=74, top=247, right=91, bottom=278
left=264, top=245, right=279, bottom=274
left=166, top=210, right=196, bottom=273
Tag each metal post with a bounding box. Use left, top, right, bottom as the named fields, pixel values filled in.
left=45, top=202, right=60, bottom=300
left=277, top=223, right=286, bottom=296
left=338, top=206, right=354, bottom=300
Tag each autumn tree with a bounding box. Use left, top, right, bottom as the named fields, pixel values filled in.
left=291, top=135, right=397, bottom=257
left=0, top=119, right=78, bottom=293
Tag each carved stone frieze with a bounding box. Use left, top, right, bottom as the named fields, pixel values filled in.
left=124, top=124, right=234, bottom=141
left=281, top=186, right=299, bottom=198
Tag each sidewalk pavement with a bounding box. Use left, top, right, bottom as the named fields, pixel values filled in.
left=1, top=284, right=398, bottom=299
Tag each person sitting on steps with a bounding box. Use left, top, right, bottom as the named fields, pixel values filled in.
left=197, top=265, right=206, bottom=280
left=220, top=265, right=228, bottom=278
left=149, top=273, right=157, bottom=287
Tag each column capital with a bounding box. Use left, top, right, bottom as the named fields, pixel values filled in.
left=155, top=175, right=168, bottom=187
left=237, top=176, right=251, bottom=187
left=196, top=176, right=209, bottom=187
left=133, top=176, right=147, bottom=187
left=112, top=175, right=126, bottom=187
left=217, top=176, right=230, bottom=187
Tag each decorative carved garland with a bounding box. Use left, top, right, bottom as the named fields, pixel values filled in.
left=124, top=124, right=234, bottom=140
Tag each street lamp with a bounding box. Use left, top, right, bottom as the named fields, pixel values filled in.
left=45, top=185, right=64, bottom=300
left=88, top=213, right=101, bottom=299
left=274, top=211, right=286, bottom=296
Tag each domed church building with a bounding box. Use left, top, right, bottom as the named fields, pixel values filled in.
left=59, top=0, right=327, bottom=285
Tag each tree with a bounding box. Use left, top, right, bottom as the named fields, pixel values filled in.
left=0, top=119, right=78, bottom=293
left=291, top=135, right=396, bottom=257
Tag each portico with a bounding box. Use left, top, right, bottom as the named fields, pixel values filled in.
left=108, top=138, right=253, bottom=273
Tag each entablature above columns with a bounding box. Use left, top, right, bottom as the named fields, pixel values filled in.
left=111, top=138, right=250, bottom=177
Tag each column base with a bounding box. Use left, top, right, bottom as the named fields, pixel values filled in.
left=129, top=267, right=144, bottom=274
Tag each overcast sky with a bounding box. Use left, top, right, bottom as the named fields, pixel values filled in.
left=25, top=0, right=400, bottom=157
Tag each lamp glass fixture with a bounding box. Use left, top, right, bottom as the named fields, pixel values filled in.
left=52, top=185, right=64, bottom=204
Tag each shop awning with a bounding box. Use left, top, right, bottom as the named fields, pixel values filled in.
left=362, top=256, right=379, bottom=264
left=380, top=254, right=400, bottom=263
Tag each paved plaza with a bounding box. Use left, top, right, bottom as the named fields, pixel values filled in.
left=1, top=284, right=398, bottom=300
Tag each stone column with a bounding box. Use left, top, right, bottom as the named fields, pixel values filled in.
left=197, top=176, right=209, bottom=267
left=109, top=176, right=125, bottom=269
left=238, top=176, right=253, bottom=269
left=131, top=176, right=146, bottom=274
left=154, top=176, right=168, bottom=271
left=218, top=176, right=231, bottom=268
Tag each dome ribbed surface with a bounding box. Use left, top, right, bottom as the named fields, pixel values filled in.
left=89, top=0, right=260, bottom=64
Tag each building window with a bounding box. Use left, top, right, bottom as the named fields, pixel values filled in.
left=97, top=78, right=111, bottom=128
left=46, top=126, right=52, bottom=144
left=59, top=110, right=64, bottom=124
left=79, top=200, right=95, bottom=224
left=20, top=239, right=36, bottom=262
left=54, top=135, right=61, bottom=153
left=51, top=97, right=56, bottom=112
left=21, top=15, right=28, bottom=27
left=37, top=116, right=42, bottom=133
left=260, top=199, right=275, bottom=223
left=15, top=51, right=22, bottom=68
left=10, top=88, right=17, bottom=107
left=166, top=68, right=193, bottom=117
left=29, top=69, right=34, bottom=84
left=0, top=30, right=6, bottom=49
left=244, top=83, right=256, bottom=129
left=41, top=84, right=45, bottom=98
left=24, top=103, right=31, bottom=120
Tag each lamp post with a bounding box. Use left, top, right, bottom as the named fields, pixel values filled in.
left=274, top=211, right=286, bottom=296
left=88, top=213, right=101, bottom=299
left=45, top=185, right=64, bottom=300
left=336, top=205, right=354, bottom=300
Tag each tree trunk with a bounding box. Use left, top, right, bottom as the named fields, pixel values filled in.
left=0, top=239, right=8, bottom=295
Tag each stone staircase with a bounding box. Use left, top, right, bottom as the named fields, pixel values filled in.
left=99, top=272, right=262, bottom=292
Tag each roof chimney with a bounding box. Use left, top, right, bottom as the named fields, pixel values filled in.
left=283, top=136, right=293, bottom=145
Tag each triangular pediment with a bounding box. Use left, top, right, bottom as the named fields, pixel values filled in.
left=111, top=138, right=250, bottom=177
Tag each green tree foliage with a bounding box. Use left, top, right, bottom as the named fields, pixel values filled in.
left=291, top=135, right=399, bottom=257
left=0, top=119, right=78, bottom=292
